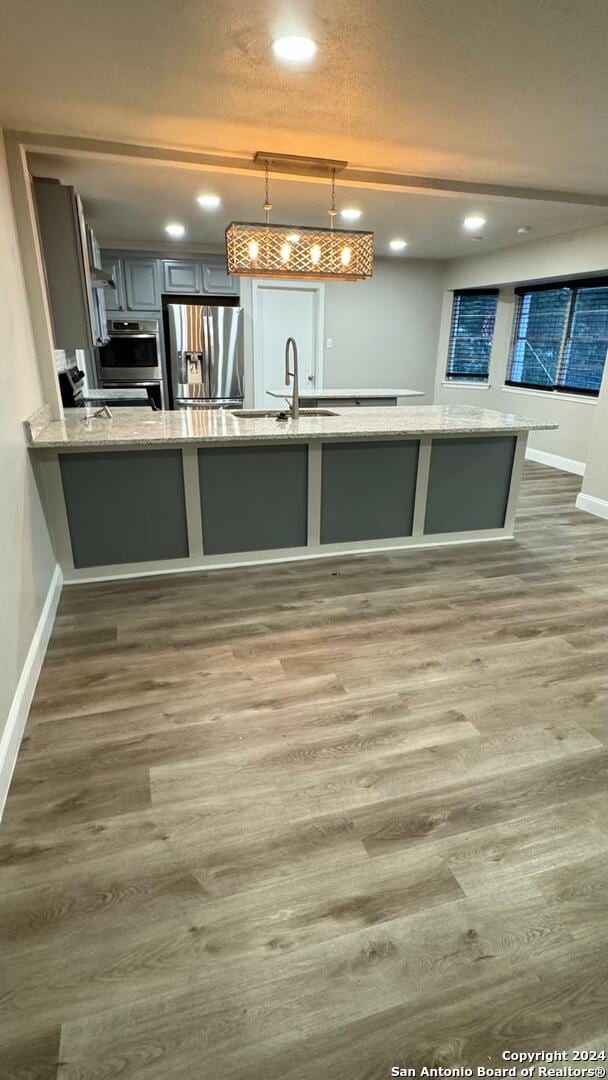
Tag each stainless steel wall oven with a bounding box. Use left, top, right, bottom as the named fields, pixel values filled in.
left=97, top=319, right=162, bottom=383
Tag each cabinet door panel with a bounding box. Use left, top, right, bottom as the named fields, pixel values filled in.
left=101, top=256, right=125, bottom=313
left=163, top=260, right=201, bottom=294
left=424, top=436, right=516, bottom=534
left=124, top=259, right=160, bottom=310
left=199, top=445, right=308, bottom=554
left=60, top=450, right=188, bottom=567
left=320, top=440, right=419, bottom=544
left=202, top=263, right=239, bottom=295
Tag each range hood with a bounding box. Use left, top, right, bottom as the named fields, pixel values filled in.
left=89, top=265, right=115, bottom=289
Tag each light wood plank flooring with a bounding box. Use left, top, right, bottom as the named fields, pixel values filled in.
left=2, top=462, right=608, bottom=1079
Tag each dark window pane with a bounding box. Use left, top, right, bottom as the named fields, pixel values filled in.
left=508, top=289, right=570, bottom=389
left=446, top=292, right=498, bottom=380
left=558, top=286, right=608, bottom=393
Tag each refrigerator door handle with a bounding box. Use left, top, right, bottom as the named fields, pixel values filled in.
left=202, top=309, right=212, bottom=397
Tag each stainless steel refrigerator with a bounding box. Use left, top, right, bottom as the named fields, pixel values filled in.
left=166, top=303, right=244, bottom=408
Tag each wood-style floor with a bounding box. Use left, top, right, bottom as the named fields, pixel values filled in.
left=2, top=462, right=608, bottom=1079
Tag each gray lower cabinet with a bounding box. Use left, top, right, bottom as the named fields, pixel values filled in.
left=60, top=450, right=189, bottom=567
left=320, top=440, right=419, bottom=544
left=198, top=444, right=308, bottom=554
left=424, top=436, right=516, bottom=534
left=124, top=258, right=160, bottom=311
left=163, top=260, right=201, bottom=294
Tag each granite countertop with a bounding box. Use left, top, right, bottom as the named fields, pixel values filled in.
left=267, top=388, right=425, bottom=399
left=26, top=404, right=557, bottom=449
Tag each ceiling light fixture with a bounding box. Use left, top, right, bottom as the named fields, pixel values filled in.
left=341, top=208, right=362, bottom=222
left=517, top=225, right=532, bottom=234
left=165, top=223, right=185, bottom=239
left=272, top=35, right=317, bottom=63
left=197, top=195, right=221, bottom=209
left=463, top=215, right=486, bottom=231
left=225, top=155, right=374, bottom=282
left=389, top=239, right=407, bottom=252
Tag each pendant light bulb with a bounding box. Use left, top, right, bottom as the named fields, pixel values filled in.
left=280, top=242, right=291, bottom=264
left=310, top=243, right=321, bottom=265
left=341, top=246, right=352, bottom=267
left=248, top=239, right=259, bottom=261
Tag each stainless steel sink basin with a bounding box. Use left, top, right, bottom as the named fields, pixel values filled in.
left=234, top=409, right=338, bottom=418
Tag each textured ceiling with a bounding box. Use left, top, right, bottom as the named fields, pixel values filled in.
left=3, top=0, right=608, bottom=196
left=28, top=152, right=608, bottom=259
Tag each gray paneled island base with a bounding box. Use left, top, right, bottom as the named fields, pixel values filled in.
left=26, top=405, right=557, bottom=583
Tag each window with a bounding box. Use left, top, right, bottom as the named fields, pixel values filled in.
left=507, top=280, right=608, bottom=396
left=446, top=290, right=498, bottom=382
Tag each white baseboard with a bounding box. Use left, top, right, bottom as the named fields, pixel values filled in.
left=525, top=447, right=586, bottom=476
left=0, top=564, right=62, bottom=819
left=575, top=492, right=608, bottom=521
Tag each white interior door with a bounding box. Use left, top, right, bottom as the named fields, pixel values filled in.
left=253, top=280, right=324, bottom=406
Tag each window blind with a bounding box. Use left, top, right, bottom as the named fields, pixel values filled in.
left=559, top=286, right=608, bottom=393
left=507, top=280, right=608, bottom=395
left=446, top=290, right=498, bottom=381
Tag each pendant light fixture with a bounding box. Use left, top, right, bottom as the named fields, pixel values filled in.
left=225, top=154, right=374, bottom=281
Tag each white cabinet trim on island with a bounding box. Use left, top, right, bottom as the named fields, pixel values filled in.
left=27, top=405, right=556, bottom=585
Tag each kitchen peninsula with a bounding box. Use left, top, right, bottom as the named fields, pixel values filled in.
left=27, top=404, right=556, bottom=582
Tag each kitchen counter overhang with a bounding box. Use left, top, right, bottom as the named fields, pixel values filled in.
left=27, top=405, right=557, bottom=583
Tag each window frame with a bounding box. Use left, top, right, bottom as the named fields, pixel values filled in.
left=506, top=277, right=608, bottom=398
left=445, top=288, right=499, bottom=384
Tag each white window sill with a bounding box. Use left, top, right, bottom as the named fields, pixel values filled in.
left=442, top=380, right=491, bottom=390
left=502, top=385, right=598, bottom=406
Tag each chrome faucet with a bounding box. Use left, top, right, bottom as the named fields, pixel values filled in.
left=284, top=337, right=300, bottom=419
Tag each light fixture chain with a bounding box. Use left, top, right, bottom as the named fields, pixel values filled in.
left=263, top=159, right=272, bottom=225
left=329, top=167, right=337, bottom=230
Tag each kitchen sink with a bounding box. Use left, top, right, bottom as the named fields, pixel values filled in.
left=234, top=409, right=338, bottom=418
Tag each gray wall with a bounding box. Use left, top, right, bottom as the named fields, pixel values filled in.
left=323, top=257, right=445, bottom=399
left=580, top=364, right=608, bottom=506
left=434, top=228, right=608, bottom=465
left=0, top=132, right=56, bottom=745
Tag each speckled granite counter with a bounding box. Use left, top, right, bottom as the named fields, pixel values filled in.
left=27, top=404, right=556, bottom=449
left=267, top=388, right=425, bottom=403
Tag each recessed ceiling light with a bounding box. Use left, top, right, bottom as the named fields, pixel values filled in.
left=389, top=238, right=408, bottom=252
left=272, top=36, right=317, bottom=63
left=463, top=215, right=486, bottom=231
left=165, top=223, right=185, bottom=239
left=517, top=225, right=532, bottom=234
left=341, top=208, right=362, bottom=222
left=197, top=195, right=221, bottom=210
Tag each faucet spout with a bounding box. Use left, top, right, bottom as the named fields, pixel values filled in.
left=284, top=336, right=299, bottom=419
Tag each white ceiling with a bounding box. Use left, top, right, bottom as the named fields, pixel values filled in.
left=27, top=153, right=608, bottom=260
left=3, top=0, right=608, bottom=198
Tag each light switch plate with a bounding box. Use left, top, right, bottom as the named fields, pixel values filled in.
left=326, top=337, right=333, bottom=349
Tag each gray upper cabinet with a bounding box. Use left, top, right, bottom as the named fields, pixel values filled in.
left=202, top=262, right=239, bottom=295
left=101, top=255, right=125, bottom=313
left=124, top=259, right=160, bottom=311
left=163, top=260, right=201, bottom=294
left=33, top=177, right=95, bottom=349
left=100, top=251, right=240, bottom=307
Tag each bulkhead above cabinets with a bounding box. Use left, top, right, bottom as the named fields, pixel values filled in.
left=100, top=251, right=239, bottom=315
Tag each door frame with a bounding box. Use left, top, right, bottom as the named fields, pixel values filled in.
left=251, top=278, right=325, bottom=407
